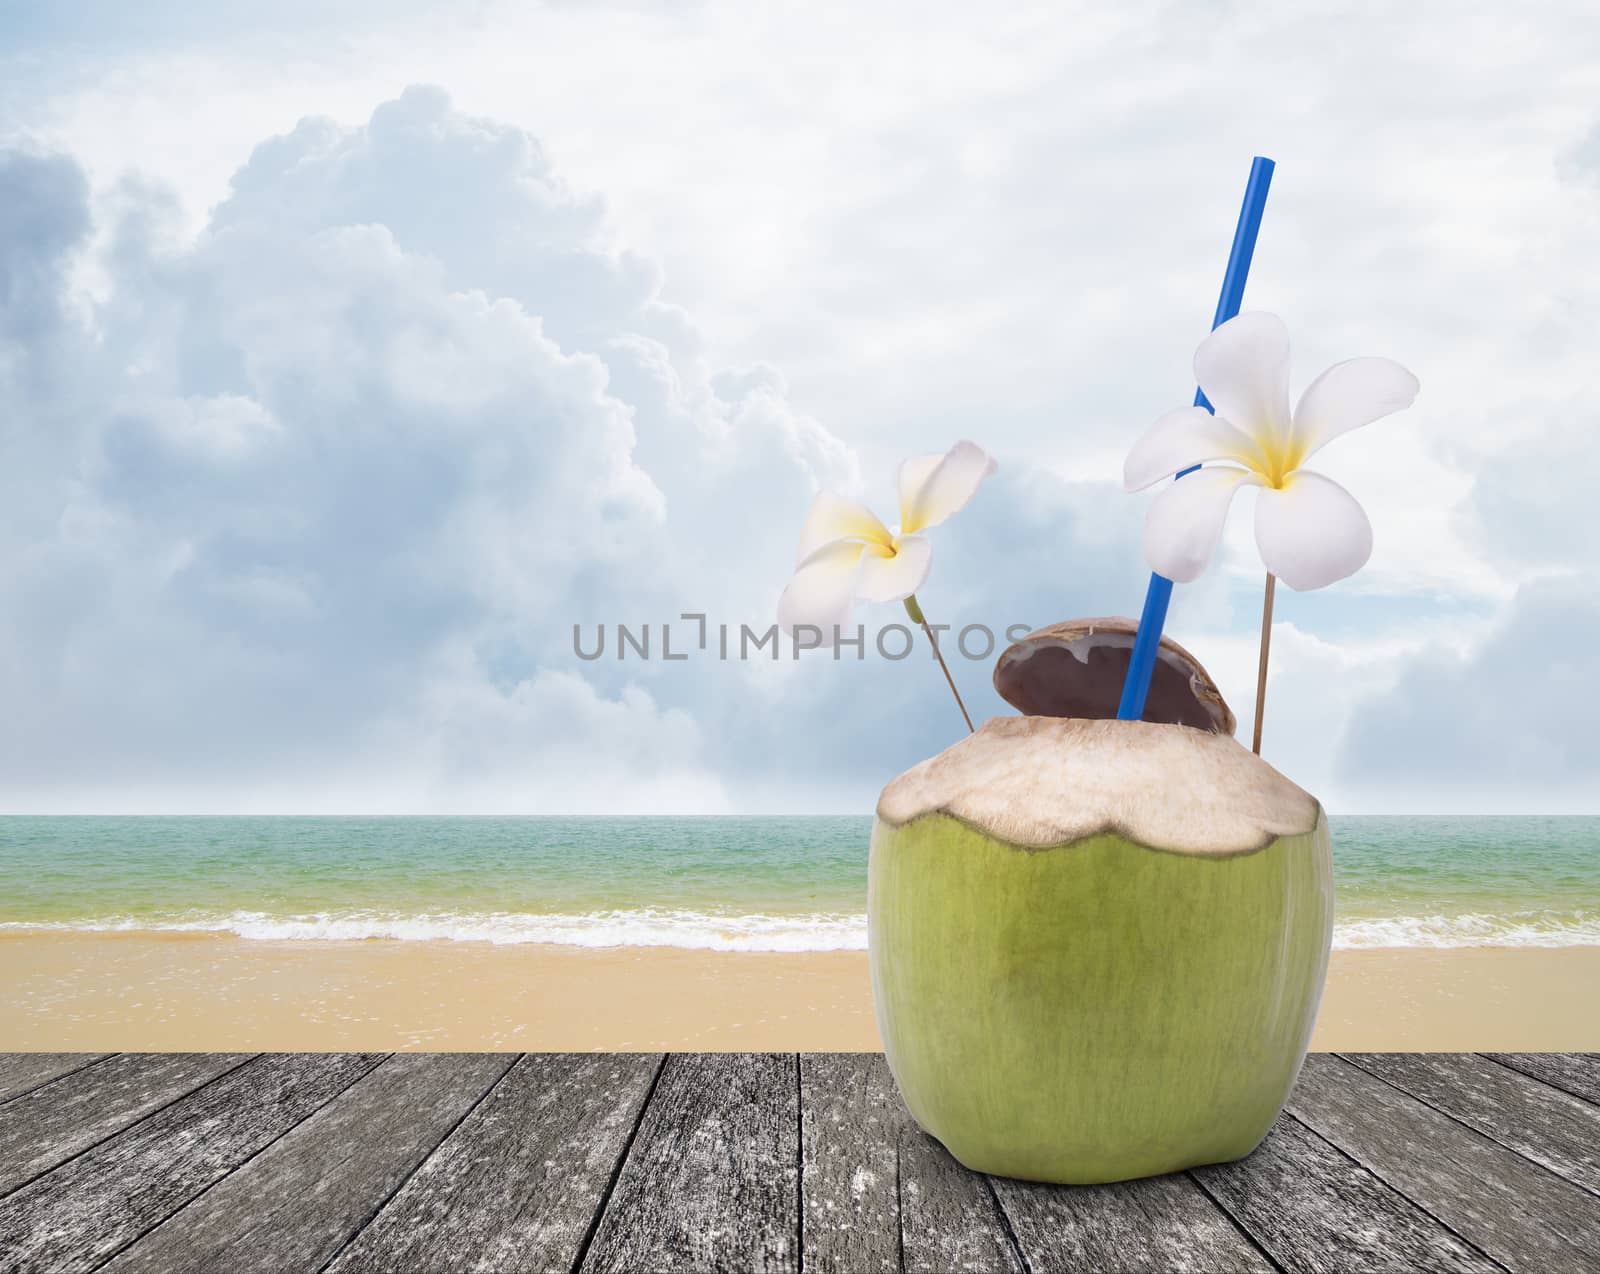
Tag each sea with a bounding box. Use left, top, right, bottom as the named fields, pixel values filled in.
left=1, top=816, right=1597, bottom=953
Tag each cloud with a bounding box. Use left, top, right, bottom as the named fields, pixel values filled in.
left=0, top=88, right=862, bottom=811
left=0, top=79, right=1162, bottom=815
left=1335, top=300, right=1598, bottom=812
left=0, top=1, right=473, bottom=53
left=3, top=2, right=1597, bottom=812
left=0, top=151, right=90, bottom=343
left=1458, top=410, right=1600, bottom=578
left=1, top=83, right=1178, bottom=815
left=1335, top=344, right=1600, bottom=811
left=1336, top=575, right=1600, bottom=811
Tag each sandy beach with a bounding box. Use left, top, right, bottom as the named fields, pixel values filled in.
left=2, top=930, right=1596, bottom=1052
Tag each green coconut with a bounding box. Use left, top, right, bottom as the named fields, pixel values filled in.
left=869, top=625, right=1332, bottom=1185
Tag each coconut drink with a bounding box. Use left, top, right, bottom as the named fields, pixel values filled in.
left=775, top=290, right=1417, bottom=1184
left=869, top=619, right=1332, bottom=1184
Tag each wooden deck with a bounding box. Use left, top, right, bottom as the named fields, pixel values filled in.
left=0, top=1053, right=1596, bottom=1272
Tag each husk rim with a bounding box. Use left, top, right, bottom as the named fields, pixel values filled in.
left=876, top=715, right=1320, bottom=856
left=880, top=803, right=1326, bottom=860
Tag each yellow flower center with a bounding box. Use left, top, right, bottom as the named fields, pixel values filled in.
left=1247, top=433, right=1306, bottom=489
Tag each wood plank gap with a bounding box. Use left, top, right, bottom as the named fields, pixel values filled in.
left=0, top=1054, right=261, bottom=1205
left=1183, top=1168, right=1287, bottom=1273
left=581, top=1053, right=800, bottom=1272
left=894, top=1141, right=905, bottom=1274
left=1280, top=1107, right=1512, bottom=1273
left=0, top=1055, right=115, bottom=1109
left=978, top=1175, right=1032, bottom=1274
left=567, top=1052, right=668, bottom=1274
left=1482, top=1053, right=1600, bottom=1110
left=1338, top=1053, right=1600, bottom=1201
left=313, top=1052, right=522, bottom=1274
left=86, top=1054, right=388, bottom=1274
left=794, top=1053, right=805, bottom=1274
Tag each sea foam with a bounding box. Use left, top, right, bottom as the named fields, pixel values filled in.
left=1331, top=910, right=1600, bottom=950
left=6, top=907, right=1600, bottom=951
left=0, top=908, right=871, bottom=952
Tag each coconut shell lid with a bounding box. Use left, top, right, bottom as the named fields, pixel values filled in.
left=877, top=716, right=1319, bottom=855
left=993, top=616, right=1235, bottom=735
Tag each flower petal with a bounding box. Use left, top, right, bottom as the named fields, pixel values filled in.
left=1254, top=469, right=1372, bottom=591
left=795, top=491, right=893, bottom=563
left=1124, top=405, right=1263, bottom=491
left=857, top=534, right=932, bottom=602
left=1142, top=467, right=1259, bottom=583
left=898, top=440, right=997, bottom=534
left=1290, top=356, right=1419, bottom=462
left=896, top=454, right=942, bottom=524
left=1193, top=311, right=1292, bottom=447
left=777, top=539, right=866, bottom=635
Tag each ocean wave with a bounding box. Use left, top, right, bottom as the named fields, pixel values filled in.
left=1332, top=911, right=1600, bottom=950
left=0, top=908, right=870, bottom=953
left=6, top=908, right=1599, bottom=951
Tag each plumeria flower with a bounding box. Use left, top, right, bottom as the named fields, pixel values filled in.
left=777, top=440, right=997, bottom=637
left=1124, top=312, right=1419, bottom=591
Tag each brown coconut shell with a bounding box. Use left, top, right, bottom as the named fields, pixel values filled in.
left=992, top=616, right=1236, bottom=735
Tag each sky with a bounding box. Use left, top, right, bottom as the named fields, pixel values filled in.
left=1, top=1, right=1597, bottom=813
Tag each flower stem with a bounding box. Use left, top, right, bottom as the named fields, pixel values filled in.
left=1252, top=572, right=1276, bottom=755
left=903, top=594, right=974, bottom=734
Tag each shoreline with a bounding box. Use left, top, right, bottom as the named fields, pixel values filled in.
left=2, top=930, right=1598, bottom=1052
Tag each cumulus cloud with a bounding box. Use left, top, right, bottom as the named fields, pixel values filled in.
left=0, top=89, right=868, bottom=811
left=3, top=0, right=1597, bottom=812
left=1337, top=311, right=1600, bottom=811
left=1458, top=411, right=1600, bottom=578
left=1337, top=576, right=1600, bottom=812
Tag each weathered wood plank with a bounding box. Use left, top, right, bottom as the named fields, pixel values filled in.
left=899, top=1131, right=1024, bottom=1274
left=1487, top=1054, right=1600, bottom=1108
left=106, top=1053, right=514, bottom=1274
left=329, top=1053, right=660, bottom=1274
left=1345, top=1053, right=1600, bottom=1196
left=798, top=1053, right=904, bottom=1273
left=0, top=1054, right=111, bottom=1105
left=0, top=1051, right=382, bottom=1274
left=2, top=1050, right=1597, bottom=1274
left=1193, top=1111, right=1498, bottom=1272
left=1287, top=1054, right=1599, bottom=1271
left=581, top=1053, right=799, bottom=1274
left=0, top=1053, right=250, bottom=1197
left=990, top=1168, right=1275, bottom=1273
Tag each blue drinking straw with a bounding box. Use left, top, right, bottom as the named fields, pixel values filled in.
left=1116, top=155, right=1275, bottom=723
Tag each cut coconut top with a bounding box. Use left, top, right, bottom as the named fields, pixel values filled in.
left=993, top=617, right=1235, bottom=735
left=877, top=717, right=1319, bottom=856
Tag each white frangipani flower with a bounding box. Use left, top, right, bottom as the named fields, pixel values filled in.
left=778, top=440, right=996, bottom=636
left=1124, top=312, right=1419, bottom=591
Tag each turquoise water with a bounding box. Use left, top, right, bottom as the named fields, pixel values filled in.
left=1, top=816, right=1597, bottom=950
